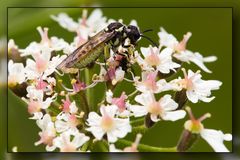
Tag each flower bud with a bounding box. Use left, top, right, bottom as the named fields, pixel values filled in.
left=177, top=107, right=211, bottom=152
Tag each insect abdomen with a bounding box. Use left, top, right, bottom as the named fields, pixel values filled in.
left=74, top=43, right=105, bottom=69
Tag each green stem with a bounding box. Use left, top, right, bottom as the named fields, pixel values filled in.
left=81, top=141, right=90, bottom=152
left=130, top=117, right=145, bottom=126
left=84, top=67, right=96, bottom=111
left=115, top=139, right=177, bottom=152
left=78, top=91, right=89, bottom=115
left=132, top=125, right=148, bottom=135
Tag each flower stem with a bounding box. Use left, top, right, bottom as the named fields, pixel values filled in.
left=115, top=139, right=177, bottom=152
left=84, top=66, right=97, bottom=111
left=81, top=140, right=90, bottom=151
left=130, top=117, right=145, bottom=126
left=132, top=125, right=148, bottom=135
left=78, top=91, right=89, bottom=115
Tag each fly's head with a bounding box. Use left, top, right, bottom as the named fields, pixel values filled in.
left=123, top=25, right=141, bottom=45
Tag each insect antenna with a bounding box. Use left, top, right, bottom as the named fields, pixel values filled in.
left=141, top=29, right=154, bottom=33
left=140, top=34, right=158, bottom=47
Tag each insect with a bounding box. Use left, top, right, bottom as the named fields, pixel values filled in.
left=57, top=22, right=142, bottom=73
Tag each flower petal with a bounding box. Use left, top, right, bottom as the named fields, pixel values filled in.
left=200, top=129, right=232, bottom=152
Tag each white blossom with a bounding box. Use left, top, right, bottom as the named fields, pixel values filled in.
left=109, top=134, right=142, bottom=152
left=184, top=107, right=232, bottom=152
left=130, top=92, right=186, bottom=122
left=8, top=39, right=18, bottom=52
left=55, top=113, right=79, bottom=133
left=35, top=114, right=56, bottom=151
left=25, top=51, right=66, bottom=80
left=86, top=105, right=131, bottom=143
left=19, top=27, right=70, bottom=56
left=106, top=90, right=130, bottom=117
left=23, top=86, right=56, bottom=114
left=8, top=60, right=25, bottom=86
left=51, top=9, right=107, bottom=43
left=200, top=129, right=232, bottom=152
left=52, top=130, right=89, bottom=152
left=170, top=68, right=222, bottom=103
left=134, top=71, right=175, bottom=93
left=137, top=46, right=180, bottom=73
left=158, top=27, right=217, bottom=73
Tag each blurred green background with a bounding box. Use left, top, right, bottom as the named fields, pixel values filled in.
left=7, top=7, right=232, bottom=153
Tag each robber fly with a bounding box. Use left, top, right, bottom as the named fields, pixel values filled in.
left=57, top=22, right=143, bottom=73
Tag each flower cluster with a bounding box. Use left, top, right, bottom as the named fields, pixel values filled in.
left=8, top=9, right=231, bottom=152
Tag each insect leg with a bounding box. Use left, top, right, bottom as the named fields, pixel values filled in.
left=102, top=44, right=112, bottom=80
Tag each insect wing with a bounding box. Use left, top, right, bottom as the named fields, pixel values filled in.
left=57, top=30, right=116, bottom=71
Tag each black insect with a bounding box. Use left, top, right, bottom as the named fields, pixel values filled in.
left=57, top=22, right=154, bottom=73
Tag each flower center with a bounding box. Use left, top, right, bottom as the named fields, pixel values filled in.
left=143, top=72, right=158, bottom=91
left=69, top=115, right=80, bottom=127
left=145, top=52, right=161, bottom=66
left=184, top=120, right=204, bottom=134
left=180, top=78, right=194, bottom=90
left=40, top=131, right=55, bottom=146
left=101, top=115, right=115, bottom=132
left=28, top=100, right=41, bottom=114
left=148, top=101, right=162, bottom=115
left=61, top=144, right=76, bottom=152
left=36, top=56, right=48, bottom=73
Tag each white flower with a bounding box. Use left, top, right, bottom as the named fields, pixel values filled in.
left=55, top=112, right=80, bottom=133
left=137, top=46, right=180, bottom=73
left=25, top=51, right=66, bottom=80
left=52, top=130, right=90, bottom=152
left=97, top=66, right=125, bottom=85
left=61, top=96, right=78, bottom=114
left=35, top=114, right=56, bottom=151
left=29, top=112, right=43, bottom=120
left=184, top=107, right=232, bottom=152
left=86, top=105, right=131, bottom=143
left=134, top=71, right=175, bottom=93
left=51, top=13, right=79, bottom=32
left=8, top=39, right=18, bottom=52
left=19, top=27, right=70, bottom=56
left=51, top=9, right=107, bottom=44
left=173, top=50, right=217, bottom=73
left=158, top=27, right=217, bottom=73
left=201, top=129, right=232, bottom=152
left=109, top=134, right=142, bottom=152
left=23, top=86, right=56, bottom=114
left=171, top=68, right=222, bottom=103
left=109, top=144, right=123, bottom=152
left=130, top=92, right=186, bottom=122
left=8, top=60, right=25, bottom=87
left=106, top=90, right=130, bottom=117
